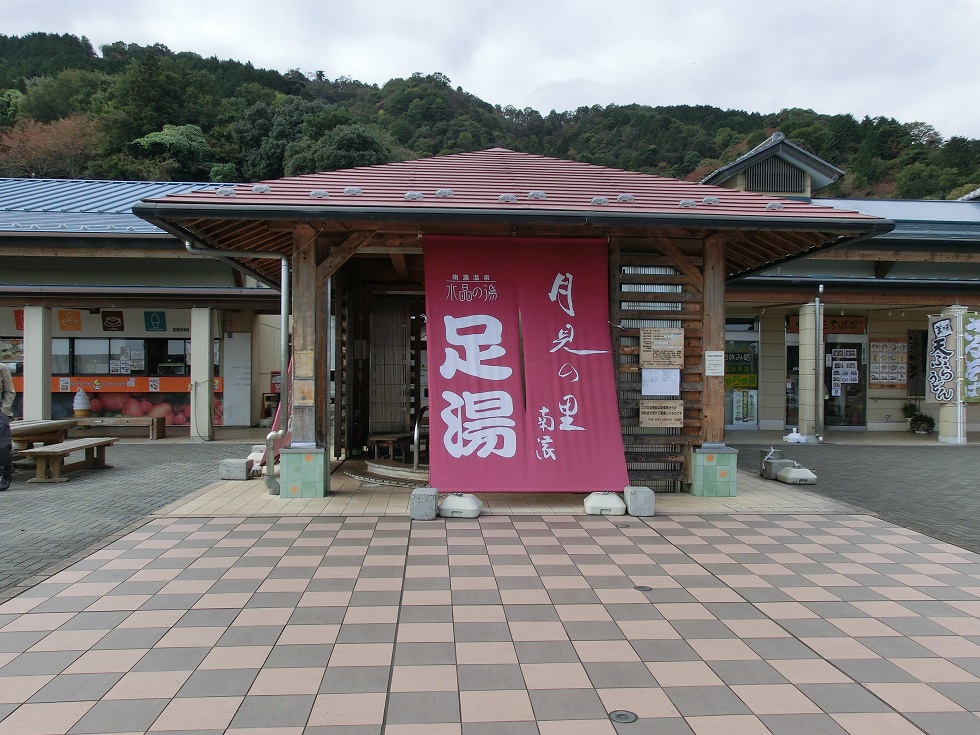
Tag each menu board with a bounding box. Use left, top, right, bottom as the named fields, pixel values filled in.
left=869, top=339, right=907, bottom=389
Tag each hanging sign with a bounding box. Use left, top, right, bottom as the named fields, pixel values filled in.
left=640, top=327, right=684, bottom=368
left=927, top=316, right=956, bottom=404
left=424, top=236, right=628, bottom=493
left=964, top=313, right=980, bottom=403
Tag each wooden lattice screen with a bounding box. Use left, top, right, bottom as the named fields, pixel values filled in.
left=610, top=236, right=705, bottom=491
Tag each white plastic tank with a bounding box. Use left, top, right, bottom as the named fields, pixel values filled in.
left=437, top=493, right=484, bottom=518
left=583, top=491, right=627, bottom=515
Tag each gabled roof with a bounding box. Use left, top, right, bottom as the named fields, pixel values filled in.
left=0, top=178, right=219, bottom=236
left=701, top=132, right=845, bottom=191
left=133, top=148, right=891, bottom=284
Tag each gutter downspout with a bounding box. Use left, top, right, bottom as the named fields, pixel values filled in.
left=183, top=240, right=290, bottom=493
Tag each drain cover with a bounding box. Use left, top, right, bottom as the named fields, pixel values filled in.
left=633, top=585, right=653, bottom=592
left=614, top=522, right=631, bottom=528
left=609, top=710, right=638, bottom=723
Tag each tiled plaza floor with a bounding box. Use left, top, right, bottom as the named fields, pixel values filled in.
left=2, top=510, right=980, bottom=734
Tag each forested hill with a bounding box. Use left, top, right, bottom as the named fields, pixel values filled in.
left=1, top=32, right=978, bottom=199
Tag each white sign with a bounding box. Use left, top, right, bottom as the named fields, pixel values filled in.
left=641, top=368, right=680, bottom=396
left=705, top=350, right=725, bottom=376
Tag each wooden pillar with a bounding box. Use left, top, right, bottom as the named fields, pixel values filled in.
left=702, top=234, right=726, bottom=444
left=291, top=227, right=318, bottom=445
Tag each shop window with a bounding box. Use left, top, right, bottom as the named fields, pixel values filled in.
left=74, top=339, right=110, bottom=375
left=52, top=339, right=70, bottom=375
left=109, top=339, right=146, bottom=375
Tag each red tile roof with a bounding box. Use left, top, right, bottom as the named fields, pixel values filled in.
left=140, top=148, right=880, bottom=225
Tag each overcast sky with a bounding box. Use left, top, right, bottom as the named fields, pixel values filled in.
left=5, top=0, right=979, bottom=139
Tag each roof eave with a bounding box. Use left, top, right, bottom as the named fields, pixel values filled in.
left=133, top=200, right=891, bottom=236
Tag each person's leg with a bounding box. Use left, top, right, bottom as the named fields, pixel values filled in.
left=0, top=415, right=11, bottom=490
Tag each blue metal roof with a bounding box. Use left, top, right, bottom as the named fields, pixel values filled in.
left=815, top=198, right=980, bottom=242
left=0, top=178, right=219, bottom=236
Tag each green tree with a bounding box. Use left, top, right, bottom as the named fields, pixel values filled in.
left=132, top=123, right=213, bottom=180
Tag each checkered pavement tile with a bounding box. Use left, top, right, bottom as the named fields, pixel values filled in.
left=0, top=513, right=978, bottom=732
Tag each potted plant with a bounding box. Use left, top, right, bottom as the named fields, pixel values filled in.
left=909, top=411, right=935, bottom=433
left=901, top=400, right=920, bottom=420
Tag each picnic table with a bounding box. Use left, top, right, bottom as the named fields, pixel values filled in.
left=10, top=419, right=79, bottom=448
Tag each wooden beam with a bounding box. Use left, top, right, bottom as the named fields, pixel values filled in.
left=653, top=237, right=704, bottom=292
left=702, top=233, right=726, bottom=444
left=0, top=245, right=194, bottom=258
left=316, top=230, right=376, bottom=286
left=812, top=248, right=980, bottom=263
left=390, top=252, right=409, bottom=280
left=292, top=227, right=318, bottom=444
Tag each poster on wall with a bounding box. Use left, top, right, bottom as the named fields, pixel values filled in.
left=927, top=316, right=956, bottom=404
left=424, top=236, right=628, bottom=493
left=641, top=367, right=680, bottom=396
left=731, top=389, right=758, bottom=424
left=965, top=313, right=980, bottom=403
left=869, top=339, right=908, bottom=388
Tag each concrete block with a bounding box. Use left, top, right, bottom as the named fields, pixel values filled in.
left=410, top=487, right=439, bottom=521
left=219, top=457, right=254, bottom=480
left=625, top=486, right=656, bottom=517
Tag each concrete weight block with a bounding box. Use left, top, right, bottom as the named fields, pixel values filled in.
left=625, top=486, right=656, bottom=517
left=219, top=458, right=254, bottom=480
left=410, top=487, right=439, bottom=521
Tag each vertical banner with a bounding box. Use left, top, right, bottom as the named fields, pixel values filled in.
left=519, top=239, right=629, bottom=491
left=927, top=316, right=956, bottom=404
left=964, top=313, right=980, bottom=403
left=424, top=238, right=523, bottom=491
left=424, top=236, right=628, bottom=493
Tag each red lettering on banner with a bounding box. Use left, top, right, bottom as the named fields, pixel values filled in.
left=424, top=236, right=628, bottom=493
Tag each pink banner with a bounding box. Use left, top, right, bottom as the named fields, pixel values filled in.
left=424, top=236, right=628, bottom=493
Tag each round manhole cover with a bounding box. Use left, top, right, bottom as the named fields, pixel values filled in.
left=633, top=585, right=653, bottom=592
left=609, top=710, right=639, bottom=723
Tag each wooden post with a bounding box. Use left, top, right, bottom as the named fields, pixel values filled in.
left=292, top=227, right=318, bottom=445
left=702, top=233, right=726, bottom=444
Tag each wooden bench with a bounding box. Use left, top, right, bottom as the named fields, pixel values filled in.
left=74, top=416, right=166, bottom=440
left=19, top=437, right=119, bottom=483
left=368, top=433, right=413, bottom=461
